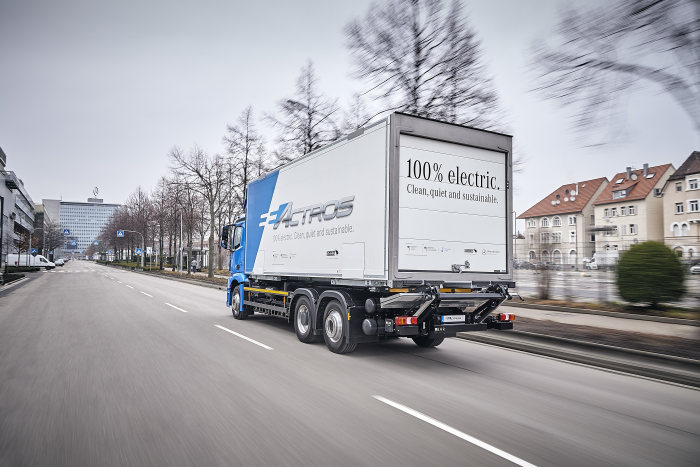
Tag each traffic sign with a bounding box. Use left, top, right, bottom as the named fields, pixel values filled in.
left=94, top=241, right=99, bottom=245
left=70, top=241, right=77, bottom=246
left=30, top=248, right=38, bottom=255
left=135, top=248, right=143, bottom=254
left=63, top=228, right=70, bottom=235
left=117, top=230, right=124, bottom=237
left=107, top=250, right=113, bottom=255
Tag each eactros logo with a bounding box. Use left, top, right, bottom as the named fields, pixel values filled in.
left=259, top=195, right=355, bottom=229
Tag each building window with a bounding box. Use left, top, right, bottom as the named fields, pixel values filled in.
left=552, top=232, right=562, bottom=243
left=527, top=219, right=536, bottom=228
left=630, top=224, right=637, bottom=235
left=689, top=200, right=699, bottom=212
left=552, top=250, right=562, bottom=264
left=541, top=217, right=550, bottom=228
left=676, top=203, right=684, bottom=214
left=552, top=216, right=562, bottom=227
left=569, top=230, right=576, bottom=243
left=681, top=223, right=689, bottom=236
left=604, top=208, right=609, bottom=217
left=568, top=216, right=576, bottom=225
left=590, top=234, right=595, bottom=242
left=689, top=179, right=699, bottom=190
left=612, top=190, right=626, bottom=199
left=620, top=206, right=627, bottom=216
left=620, top=224, right=627, bottom=235
left=611, top=208, right=618, bottom=217
left=569, top=250, right=577, bottom=264
left=628, top=205, right=636, bottom=215
left=529, top=251, right=536, bottom=260
left=529, top=233, right=534, bottom=246
left=540, top=232, right=550, bottom=243
left=676, top=182, right=682, bottom=192
left=590, top=214, right=595, bottom=225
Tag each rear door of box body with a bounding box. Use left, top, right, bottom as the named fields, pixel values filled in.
left=388, top=114, right=513, bottom=284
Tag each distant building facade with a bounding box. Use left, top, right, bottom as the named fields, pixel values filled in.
left=517, top=177, right=609, bottom=267
left=592, top=163, right=674, bottom=256
left=662, top=152, right=700, bottom=261
left=1, top=146, right=37, bottom=271
left=43, top=198, right=120, bottom=257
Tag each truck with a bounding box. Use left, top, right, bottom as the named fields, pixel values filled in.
left=7, top=253, right=56, bottom=269
left=221, top=113, right=516, bottom=353
left=587, top=250, right=620, bottom=270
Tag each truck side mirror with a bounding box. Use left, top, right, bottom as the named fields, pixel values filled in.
left=221, top=225, right=230, bottom=250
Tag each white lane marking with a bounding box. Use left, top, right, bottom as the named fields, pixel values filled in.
left=214, top=324, right=273, bottom=350
left=125, top=285, right=134, bottom=289
left=372, top=396, right=537, bottom=467
left=117, top=281, right=123, bottom=284
left=165, top=302, right=188, bottom=313
left=140, top=291, right=153, bottom=297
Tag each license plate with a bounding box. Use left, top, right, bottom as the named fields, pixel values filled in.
left=441, top=315, right=465, bottom=324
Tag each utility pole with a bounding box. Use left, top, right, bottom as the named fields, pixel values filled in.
left=179, top=211, right=183, bottom=276
left=119, top=230, right=145, bottom=268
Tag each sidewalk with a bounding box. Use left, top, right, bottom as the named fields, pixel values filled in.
left=500, top=304, right=700, bottom=341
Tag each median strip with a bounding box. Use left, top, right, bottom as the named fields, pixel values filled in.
left=214, top=324, right=273, bottom=350
left=372, top=395, right=536, bottom=467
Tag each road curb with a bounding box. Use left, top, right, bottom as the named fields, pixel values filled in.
left=503, top=302, right=700, bottom=327
left=457, top=330, right=700, bottom=388
left=99, top=263, right=226, bottom=290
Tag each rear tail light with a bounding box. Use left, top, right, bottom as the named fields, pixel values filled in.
left=395, top=316, right=418, bottom=325
left=498, top=313, right=515, bottom=322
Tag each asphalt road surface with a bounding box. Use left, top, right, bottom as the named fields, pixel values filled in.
left=1, top=262, right=698, bottom=466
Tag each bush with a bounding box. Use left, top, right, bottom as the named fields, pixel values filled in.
left=616, top=242, right=686, bottom=307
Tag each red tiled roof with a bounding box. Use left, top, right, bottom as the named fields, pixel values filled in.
left=668, top=151, right=700, bottom=181
left=517, top=177, right=608, bottom=219
left=593, top=164, right=673, bottom=206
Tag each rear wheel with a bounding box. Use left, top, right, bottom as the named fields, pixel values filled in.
left=412, top=335, right=444, bottom=348
left=294, top=297, right=319, bottom=343
left=231, top=287, right=247, bottom=320
left=322, top=300, right=357, bottom=354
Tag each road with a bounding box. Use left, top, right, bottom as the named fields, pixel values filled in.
left=1, top=262, right=698, bottom=466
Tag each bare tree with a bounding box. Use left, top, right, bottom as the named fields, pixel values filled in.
left=341, top=93, right=373, bottom=133
left=170, top=146, right=228, bottom=278
left=267, top=61, right=340, bottom=162
left=346, top=0, right=500, bottom=128
left=533, top=0, right=699, bottom=135
left=224, top=106, right=265, bottom=208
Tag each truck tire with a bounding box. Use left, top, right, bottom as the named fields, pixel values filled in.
left=294, top=297, right=319, bottom=343
left=322, top=300, right=357, bottom=354
left=231, top=287, right=247, bottom=320
left=412, top=335, right=444, bottom=348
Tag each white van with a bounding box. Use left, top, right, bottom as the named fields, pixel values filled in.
left=7, top=254, right=56, bottom=269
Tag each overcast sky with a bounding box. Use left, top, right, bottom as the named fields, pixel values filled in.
left=1, top=0, right=697, bottom=228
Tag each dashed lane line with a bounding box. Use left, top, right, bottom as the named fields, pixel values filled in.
left=214, top=324, right=273, bottom=350
left=372, top=396, right=537, bottom=467
left=165, top=302, right=188, bottom=313
left=140, top=291, right=153, bottom=297
left=125, top=285, right=134, bottom=289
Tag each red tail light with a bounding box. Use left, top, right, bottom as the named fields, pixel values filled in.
left=498, top=313, right=515, bottom=322
left=395, top=316, right=418, bottom=325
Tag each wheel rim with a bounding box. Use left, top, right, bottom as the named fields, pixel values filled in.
left=232, top=291, right=240, bottom=315
left=296, top=304, right=310, bottom=334
left=324, top=309, right=343, bottom=344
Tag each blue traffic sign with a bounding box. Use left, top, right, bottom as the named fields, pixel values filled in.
left=117, top=230, right=124, bottom=237
left=30, top=248, right=38, bottom=254
left=70, top=241, right=77, bottom=246
left=94, top=241, right=99, bottom=245
left=63, top=228, right=70, bottom=235
left=107, top=250, right=113, bottom=255
left=135, top=248, right=143, bottom=254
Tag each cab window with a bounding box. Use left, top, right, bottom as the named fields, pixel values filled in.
left=232, top=226, right=242, bottom=250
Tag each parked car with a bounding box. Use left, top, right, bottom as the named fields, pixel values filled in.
left=690, top=264, right=700, bottom=275
left=54, top=258, right=65, bottom=266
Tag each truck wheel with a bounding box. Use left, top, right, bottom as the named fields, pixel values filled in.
left=231, top=287, right=247, bottom=320
left=412, top=335, right=444, bottom=348
left=322, top=300, right=357, bottom=354
left=294, top=297, right=319, bottom=343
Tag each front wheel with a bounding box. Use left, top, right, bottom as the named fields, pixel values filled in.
left=231, top=286, right=247, bottom=320
left=412, top=335, right=444, bottom=348
left=322, top=300, right=357, bottom=354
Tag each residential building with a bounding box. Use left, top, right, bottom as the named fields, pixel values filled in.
left=43, top=198, right=121, bottom=258
left=592, top=163, right=675, bottom=257
left=517, top=177, right=609, bottom=267
left=1, top=146, right=37, bottom=271
left=662, top=151, right=700, bottom=261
